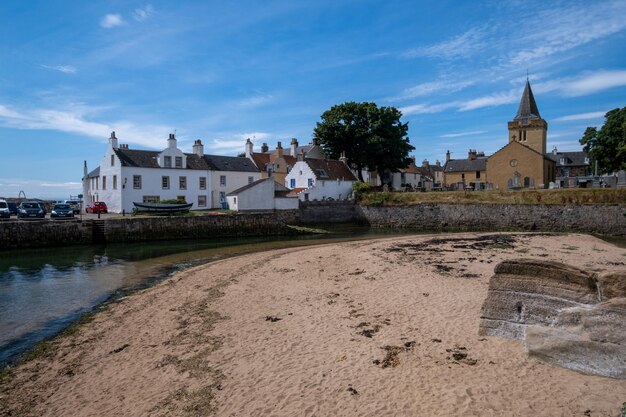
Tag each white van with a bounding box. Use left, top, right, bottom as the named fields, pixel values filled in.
left=64, top=200, right=82, bottom=214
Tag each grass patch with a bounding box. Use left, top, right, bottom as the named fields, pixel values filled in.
left=491, top=243, right=514, bottom=250
left=515, top=248, right=530, bottom=253
left=358, top=188, right=626, bottom=206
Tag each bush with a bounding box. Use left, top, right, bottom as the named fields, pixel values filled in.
left=352, top=182, right=373, bottom=193
left=160, top=199, right=186, bottom=204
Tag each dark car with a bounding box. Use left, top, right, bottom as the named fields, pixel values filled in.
left=86, top=201, right=108, bottom=214
left=51, top=203, right=74, bottom=219
left=65, top=200, right=82, bottom=214
left=7, top=201, right=18, bottom=216
left=18, top=202, right=45, bottom=219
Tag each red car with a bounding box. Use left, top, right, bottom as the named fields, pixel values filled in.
left=86, top=202, right=108, bottom=214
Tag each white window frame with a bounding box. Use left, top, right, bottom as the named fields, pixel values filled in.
left=162, top=176, right=170, bottom=190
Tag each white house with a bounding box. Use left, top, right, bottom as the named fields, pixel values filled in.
left=83, top=132, right=261, bottom=213
left=284, top=156, right=357, bottom=201
left=226, top=178, right=299, bottom=211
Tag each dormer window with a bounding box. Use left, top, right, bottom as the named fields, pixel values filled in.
left=584, top=157, right=590, bottom=164
left=316, top=169, right=328, bottom=177
left=175, top=156, right=183, bottom=168
left=164, top=156, right=172, bottom=168
left=559, top=157, right=566, bottom=165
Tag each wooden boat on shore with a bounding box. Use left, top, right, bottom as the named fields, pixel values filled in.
left=132, top=202, right=193, bottom=214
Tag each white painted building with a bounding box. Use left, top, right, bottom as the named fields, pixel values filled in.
left=226, top=178, right=299, bottom=211
left=284, top=157, right=357, bottom=201
left=83, top=132, right=261, bottom=213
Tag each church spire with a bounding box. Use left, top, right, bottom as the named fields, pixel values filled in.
left=514, top=79, right=541, bottom=120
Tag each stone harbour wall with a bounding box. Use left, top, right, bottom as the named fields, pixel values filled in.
left=356, top=203, right=626, bottom=235
left=299, top=200, right=363, bottom=224
left=0, top=220, right=93, bottom=250
left=103, top=211, right=300, bottom=243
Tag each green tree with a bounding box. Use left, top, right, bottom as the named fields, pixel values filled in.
left=579, top=107, right=626, bottom=173
left=313, top=102, right=414, bottom=182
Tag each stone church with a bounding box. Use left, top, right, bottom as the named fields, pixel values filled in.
left=444, top=80, right=556, bottom=190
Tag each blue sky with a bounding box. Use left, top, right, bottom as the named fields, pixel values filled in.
left=1, top=0, right=625, bottom=199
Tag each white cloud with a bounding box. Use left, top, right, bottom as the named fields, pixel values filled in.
left=564, top=70, right=626, bottom=97
left=133, top=5, right=155, bottom=21
left=400, top=102, right=458, bottom=116
left=0, top=102, right=172, bottom=148
left=236, top=95, right=275, bottom=108
left=391, top=80, right=473, bottom=101
left=439, top=130, right=487, bottom=138
left=404, top=27, right=487, bottom=60
left=100, top=14, right=124, bottom=29
left=458, top=90, right=519, bottom=111
left=205, top=133, right=274, bottom=155
left=41, top=65, right=77, bottom=74
left=554, top=111, right=607, bottom=122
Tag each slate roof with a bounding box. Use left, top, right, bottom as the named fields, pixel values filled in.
left=227, top=178, right=269, bottom=196
left=203, top=155, right=259, bottom=172
left=305, top=158, right=357, bottom=181
left=514, top=80, right=541, bottom=120
left=112, top=148, right=259, bottom=172
left=87, top=167, right=100, bottom=178
left=545, top=151, right=590, bottom=167
left=444, top=157, right=488, bottom=173
left=227, top=178, right=294, bottom=198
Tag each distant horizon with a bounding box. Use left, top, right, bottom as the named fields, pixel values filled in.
left=1, top=0, right=625, bottom=198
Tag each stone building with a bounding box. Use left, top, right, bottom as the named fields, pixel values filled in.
left=443, top=79, right=557, bottom=190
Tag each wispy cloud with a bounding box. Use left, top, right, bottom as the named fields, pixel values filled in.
left=400, top=102, right=458, bottom=116
left=100, top=14, right=124, bottom=29
left=439, top=130, right=487, bottom=138
left=0, top=178, right=82, bottom=199
left=403, top=27, right=487, bottom=60
left=458, top=89, right=519, bottom=111
left=554, top=111, right=607, bottom=122
left=133, top=5, right=155, bottom=22
left=391, top=80, right=473, bottom=101
left=236, top=95, right=275, bottom=108
left=41, top=65, right=77, bottom=74
left=0, top=102, right=172, bottom=148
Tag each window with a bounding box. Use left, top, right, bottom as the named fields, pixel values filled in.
left=304, top=193, right=309, bottom=201
left=476, top=171, right=481, bottom=179
left=234, top=197, right=237, bottom=204
left=162, top=176, right=170, bottom=189
left=95, top=177, right=99, bottom=190
left=308, top=178, right=313, bottom=187
left=175, top=156, right=183, bottom=168
left=248, top=176, right=254, bottom=184
left=316, top=169, right=327, bottom=177
left=220, top=175, right=226, bottom=186
left=198, top=195, right=207, bottom=207
left=164, top=156, right=172, bottom=167
left=290, top=178, right=296, bottom=188
left=113, top=175, right=117, bottom=190
left=199, top=177, right=206, bottom=190
left=110, top=155, right=115, bottom=166
left=219, top=191, right=226, bottom=202
left=177, top=195, right=186, bottom=202
left=133, top=175, right=142, bottom=189
left=584, top=157, right=590, bottom=164
left=179, top=176, right=187, bottom=190
left=559, top=158, right=566, bottom=165
left=102, top=176, right=107, bottom=190
left=143, top=195, right=160, bottom=203
left=461, top=173, right=465, bottom=179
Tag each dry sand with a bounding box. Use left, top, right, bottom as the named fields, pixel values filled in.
left=1, top=232, right=625, bottom=417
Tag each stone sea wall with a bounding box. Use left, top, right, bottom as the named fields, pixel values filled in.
left=356, top=203, right=626, bottom=235
left=0, top=210, right=300, bottom=250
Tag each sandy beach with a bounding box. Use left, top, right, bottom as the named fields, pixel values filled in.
left=1, top=232, right=625, bottom=417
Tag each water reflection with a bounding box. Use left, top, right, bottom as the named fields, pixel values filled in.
left=0, top=226, right=395, bottom=365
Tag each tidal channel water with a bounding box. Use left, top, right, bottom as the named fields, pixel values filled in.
left=0, top=226, right=412, bottom=366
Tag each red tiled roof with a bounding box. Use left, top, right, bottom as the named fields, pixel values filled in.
left=305, top=158, right=357, bottom=181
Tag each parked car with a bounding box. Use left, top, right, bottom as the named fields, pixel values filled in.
left=85, top=201, right=108, bottom=214
left=0, top=199, right=10, bottom=220
left=51, top=203, right=74, bottom=219
left=7, top=201, right=18, bottom=216
left=18, top=202, right=45, bottom=219
left=64, top=200, right=82, bottom=214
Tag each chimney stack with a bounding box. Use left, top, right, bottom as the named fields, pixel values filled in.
left=167, top=133, right=177, bottom=149
left=193, top=139, right=204, bottom=157
left=297, top=150, right=305, bottom=162
left=339, top=151, right=348, bottom=165
left=422, top=159, right=428, bottom=168
left=261, top=143, right=269, bottom=153
left=109, top=131, right=118, bottom=149
left=446, top=150, right=451, bottom=162
left=290, top=138, right=298, bottom=157
left=468, top=149, right=476, bottom=160
left=435, top=159, right=441, bottom=167
left=245, top=138, right=253, bottom=157
left=276, top=141, right=283, bottom=158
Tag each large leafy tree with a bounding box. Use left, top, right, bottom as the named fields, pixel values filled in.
left=313, top=102, right=414, bottom=182
left=579, top=107, right=626, bottom=173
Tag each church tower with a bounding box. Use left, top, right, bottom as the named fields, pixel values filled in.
left=507, top=80, right=547, bottom=154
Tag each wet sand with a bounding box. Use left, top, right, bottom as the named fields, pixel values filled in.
left=1, top=232, right=625, bottom=417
